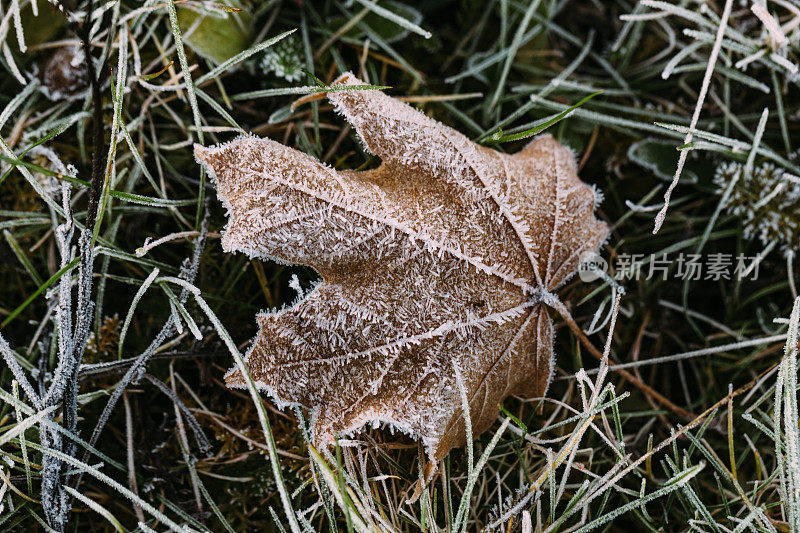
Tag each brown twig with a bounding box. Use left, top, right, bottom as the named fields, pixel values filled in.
left=629, top=311, right=675, bottom=429
left=75, top=0, right=109, bottom=234
left=554, top=303, right=698, bottom=420
left=123, top=393, right=145, bottom=523
left=577, top=126, right=599, bottom=172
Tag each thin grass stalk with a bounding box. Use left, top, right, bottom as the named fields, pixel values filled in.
left=775, top=297, right=800, bottom=530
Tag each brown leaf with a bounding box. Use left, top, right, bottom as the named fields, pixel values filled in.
left=194, top=73, right=608, bottom=461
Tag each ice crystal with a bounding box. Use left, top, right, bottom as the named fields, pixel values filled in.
left=195, top=73, right=608, bottom=460
left=84, top=315, right=122, bottom=362
left=486, top=483, right=537, bottom=532
left=713, top=161, right=800, bottom=253
left=258, top=38, right=303, bottom=82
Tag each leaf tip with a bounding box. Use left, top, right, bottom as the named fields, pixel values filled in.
left=193, top=143, right=212, bottom=165
left=224, top=366, right=246, bottom=389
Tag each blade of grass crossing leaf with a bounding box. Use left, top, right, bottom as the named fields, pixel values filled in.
left=451, top=360, right=473, bottom=532
left=485, top=91, right=601, bottom=143
left=334, top=441, right=354, bottom=533
left=293, top=407, right=338, bottom=533
left=232, top=83, right=391, bottom=101
left=452, top=360, right=473, bottom=475
left=453, top=418, right=510, bottom=532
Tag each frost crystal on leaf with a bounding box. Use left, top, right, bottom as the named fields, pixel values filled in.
left=258, top=39, right=303, bottom=82
left=714, top=161, right=800, bottom=253
left=195, top=73, right=608, bottom=461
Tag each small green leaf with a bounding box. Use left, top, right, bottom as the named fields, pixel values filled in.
left=499, top=405, right=528, bottom=435
left=12, top=2, right=64, bottom=53
left=628, top=138, right=702, bottom=183
left=141, top=60, right=174, bottom=81
left=177, top=1, right=254, bottom=64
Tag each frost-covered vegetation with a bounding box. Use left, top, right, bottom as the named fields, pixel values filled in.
left=1, top=0, right=800, bottom=531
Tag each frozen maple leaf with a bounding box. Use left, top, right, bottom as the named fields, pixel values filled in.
left=194, top=73, right=608, bottom=461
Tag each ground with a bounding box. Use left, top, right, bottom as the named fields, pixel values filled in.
left=1, top=0, right=800, bottom=531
